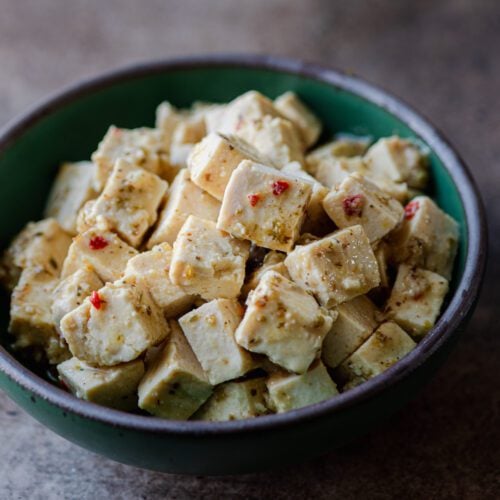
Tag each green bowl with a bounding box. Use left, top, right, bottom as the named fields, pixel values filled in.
left=0, top=55, right=487, bottom=475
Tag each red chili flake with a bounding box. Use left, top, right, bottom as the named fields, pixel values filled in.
left=89, top=236, right=109, bottom=250
left=272, top=180, right=290, bottom=196
left=343, top=194, right=364, bottom=217
left=404, top=200, right=420, bottom=220
left=247, top=193, right=260, bottom=206
left=89, top=291, right=104, bottom=310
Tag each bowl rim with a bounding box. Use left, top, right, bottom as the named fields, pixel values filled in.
left=0, top=54, right=487, bottom=436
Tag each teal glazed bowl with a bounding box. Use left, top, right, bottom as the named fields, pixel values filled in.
left=0, top=55, right=487, bottom=475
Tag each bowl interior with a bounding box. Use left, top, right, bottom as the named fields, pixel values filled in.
left=0, top=63, right=466, bottom=376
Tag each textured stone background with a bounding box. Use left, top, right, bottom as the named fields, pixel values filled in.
left=0, top=1, right=499, bottom=498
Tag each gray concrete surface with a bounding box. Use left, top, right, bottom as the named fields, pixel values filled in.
left=0, top=1, right=499, bottom=498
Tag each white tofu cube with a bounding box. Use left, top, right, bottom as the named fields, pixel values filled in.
left=60, top=280, right=169, bottom=366
left=91, top=126, right=169, bottom=191
left=78, top=159, right=167, bottom=247
left=124, top=243, right=195, bottom=318
left=52, top=268, right=103, bottom=329
left=322, top=173, right=404, bottom=242
left=203, top=104, right=227, bottom=133
left=336, top=321, right=416, bottom=383
left=9, top=267, right=69, bottom=364
left=147, top=169, right=221, bottom=248
left=285, top=225, right=380, bottom=307
left=388, top=196, right=459, bottom=280
left=193, top=378, right=268, bottom=421
left=241, top=250, right=288, bottom=299
left=61, top=228, right=138, bottom=283
left=155, top=101, right=184, bottom=148
left=217, top=160, right=312, bottom=252
left=57, top=357, right=144, bottom=411
left=169, top=216, right=250, bottom=300
left=188, top=132, right=271, bottom=200
left=322, top=295, right=379, bottom=369
left=168, top=143, right=195, bottom=170
left=171, top=112, right=206, bottom=146
left=138, top=320, right=212, bottom=419
left=235, top=270, right=334, bottom=373
left=44, top=161, right=98, bottom=234
left=385, top=264, right=449, bottom=339
left=274, top=91, right=322, bottom=148
left=266, top=361, right=338, bottom=413
left=179, top=299, right=255, bottom=385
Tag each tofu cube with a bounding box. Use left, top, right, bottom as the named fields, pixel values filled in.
left=385, top=264, right=449, bottom=339
left=124, top=243, right=194, bottom=318
left=322, top=295, right=379, bottom=369
left=138, top=320, right=212, bottom=419
left=168, top=143, right=195, bottom=170
left=235, top=270, right=334, bottom=373
left=336, top=321, right=416, bottom=383
left=169, top=216, right=250, bottom=300
left=44, top=161, right=98, bottom=234
left=274, top=91, right=322, bottom=148
left=57, top=357, right=144, bottom=411
left=155, top=101, right=184, bottom=148
left=60, top=280, right=169, bottom=366
left=266, top=361, right=338, bottom=413
left=9, top=267, right=69, bottom=364
left=91, top=126, right=169, bottom=191
left=179, top=299, right=254, bottom=385
left=322, top=173, right=404, bottom=242
left=0, top=218, right=72, bottom=291
left=217, top=160, right=312, bottom=252
left=52, top=268, right=103, bottom=329
left=364, top=136, right=428, bottom=188
left=193, top=378, right=268, bottom=421
left=61, top=228, right=138, bottom=283
left=147, top=169, right=221, bottom=247
left=171, top=112, right=206, bottom=146
left=241, top=250, right=288, bottom=299
left=285, top=226, right=381, bottom=307
left=188, top=132, right=271, bottom=200
left=388, top=196, right=459, bottom=280
left=203, top=104, right=227, bottom=134
left=78, top=159, right=167, bottom=247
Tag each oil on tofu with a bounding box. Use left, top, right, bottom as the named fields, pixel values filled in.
left=1, top=90, right=459, bottom=421
left=217, top=160, right=312, bottom=252
left=138, top=320, right=212, bottom=420
left=235, top=270, right=334, bottom=374
left=57, top=357, right=144, bottom=411
left=60, top=280, right=169, bottom=366
left=194, top=378, right=268, bottom=421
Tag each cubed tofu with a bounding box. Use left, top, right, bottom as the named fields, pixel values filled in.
left=52, top=268, right=103, bottom=329
left=0, top=218, right=72, bottom=291
left=57, top=357, right=144, bottom=411
left=60, top=280, right=169, bottom=366
left=171, top=112, right=206, bottom=146
left=9, top=267, right=69, bottom=364
left=188, top=132, right=271, bottom=200
left=44, top=161, right=98, bottom=234
left=336, top=321, right=416, bottom=383
left=203, top=104, right=227, bottom=134
left=282, top=161, right=335, bottom=236
left=217, top=160, right=312, bottom=252
left=235, top=270, right=334, bottom=373
left=266, top=361, right=338, bottom=413
left=124, top=243, right=195, bottom=318
left=274, top=91, right=322, bottom=148
left=322, top=173, right=404, bottom=242
left=138, top=320, right=212, bottom=419
left=61, top=228, right=138, bottom=283
left=169, top=216, right=250, bottom=300
left=168, top=143, right=195, bottom=170
left=179, top=299, right=255, bottom=385
left=385, top=264, right=449, bottom=339
left=364, top=136, right=428, bottom=188
left=155, top=101, right=184, bottom=148
left=285, top=226, right=380, bottom=307
left=237, top=116, right=304, bottom=168
left=78, top=159, right=167, bottom=247
left=322, top=295, right=379, bottom=369
left=91, top=126, right=170, bottom=190
left=193, top=378, right=268, bottom=421
left=147, top=169, right=221, bottom=247
left=388, top=196, right=459, bottom=280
